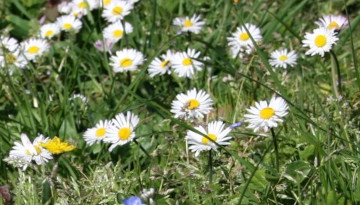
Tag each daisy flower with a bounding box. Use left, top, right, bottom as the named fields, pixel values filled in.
left=244, top=96, right=289, bottom=132
left=74, top=0, right=99, bottom=11
left=0, top=36, right=19, bottom=53
left=269, top=49, right=297, bottom=69
left=32, top=135, right=53, bottom=165
left=99, top=0, right=113, bottom=7
left=83, top=120, right=113, bottom=146
left=172, top=14, right=205, bottom=34
left=56, top=15, right=83, bottom=32
left=148, top=50, right=173, bottom=77
left=186, top=121, right=232, bottom=157
left=20, top=39, right=49, bottom=61
left=58, top=1, right=73, bottom=14
left=9, top=133, right=52, bottom=166
left=40, top=137, right=76, bottom=154
left=302, top=27, right=338, bottom=57
left=109, top=48, right=144, bottom=72
left=0, top=49, right=28, bottom=68
left=170, top=88, right=213, bottom=120
left=104, top=111, right=139, bottom=151
left=227, top=23, right=262, bottom=52
left=103, top=21, right=133, bottom=43
left=172, top=49, right=203, bottom=78
left=315, top=15, right=348, bottom=30
left=102, top=1, right=134, bottom=22
left=40, top=23, right=60, bottom=39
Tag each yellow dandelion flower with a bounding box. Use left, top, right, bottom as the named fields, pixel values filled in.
left=40, top=137, right=76, bottom=154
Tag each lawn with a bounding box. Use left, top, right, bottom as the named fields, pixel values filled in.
left=0, top=0, right=359, bottom=204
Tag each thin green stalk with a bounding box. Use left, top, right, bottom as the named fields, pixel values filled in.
left=134, top=139, right=150, bottom=158
left=270, top=128, right=279, bottom=171
left=238, top=144, right=272, bottom=205
left=330, top=50, right=341, bottom=98
left=208, top=150, right=213, bottom=184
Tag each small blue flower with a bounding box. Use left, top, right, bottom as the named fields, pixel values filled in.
left=229, top=122, right=243, bottom=129
left=122, top=196, right=146, bottom=205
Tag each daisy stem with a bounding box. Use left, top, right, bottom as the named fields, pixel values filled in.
left=134, top=139, right=150, bottom=158
left=270, top=128, right=279, bottom=171
left=208, top=150, right=213, bottom=184
left=330, top=50, right=341, bottom=98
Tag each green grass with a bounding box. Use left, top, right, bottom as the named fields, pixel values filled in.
left=1, top=0, right=360, bottom=204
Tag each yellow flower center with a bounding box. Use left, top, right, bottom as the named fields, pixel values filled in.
left=118, top=128, right=131, bottom=140
left=63, top=23, right=72, bottom=30
left=120, top=58, right=133, bottom=67
left=113, top=30, right=123, bottom=38
left=160, top=60, right=169, bottom=68
left=45, top=30, right=54, bottom=37
left=187, top=99, right=200, bottom=110
left=26, top=149, right=32, bottom=155
left=78, top=2, right=86, bottom=8
left=104, top=0, right=111, bottom=6
left=202, top=134, right=217, bottom=144
left=112, top=6, right=123, bottom=15
left=260, top=107, right=275, bottom=119
left=5, top=53, right=17, bottom=64
left=314, top=35, right=327, bottom=48
left=183, top=19, right=193, bottom=27
left=28, top=46, right=39, bottom=54
left=95, top=128, right=106, bottom=137
left=279, top=55, right=288, bottom=61
left=182, top=58, right=192, bottom=66
left=327, top=21, right=339, bottom=29
left=239, top=32, right=249, bottom=41
left=34, top=145, right=42, bottom=154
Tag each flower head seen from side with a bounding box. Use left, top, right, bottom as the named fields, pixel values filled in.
left=172, top=14, right=205, bottom=34
left=269, top=49, right=297, bottom=69
left=172, top=49, right=203, bottom=78
left=148, top=50, right=173, bottom=77
left=186, top=121, right=232, bottom=157
left=40, top=137, right=76, bottom=154
left=83, top=120, right=113, bottom=146
left=20, top=39, right=50, bottom=61
left=102, top=1, right=134, bottom=22
left=171, top=88, right=213, bottom=120
left=94, top=38, right=114, bottom=52
left=103, top=21, right=133, bottom=43
left=302, top=27, right=338, bottom=57
left=104, top=111, right=139, bottom=151
left=244, top=96, right=289, bottom=132
left=8, top=133, right=53, bottom=167
left=40, top=23, right=60, bottom=39
left=109, top=48, right=144, bottom=73
left=227, top=23, right=262, bottom=55
left=56, top=15, right=83, bottom=32
left=315, top=15, right=348, bottom=31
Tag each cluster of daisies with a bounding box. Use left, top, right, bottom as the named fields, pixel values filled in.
left=227, top=15, right=348, bottom=70
left=4, top=134, right=75, bottom=170
left=2, top=0, right=350, bottom=169
left=0, top=36, right=49, bottom=71
left=83, top=87, right=289, bottom=157
left=83, top=88, right=234, bottom=157
left=109, top=47, right=205, bottom=79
